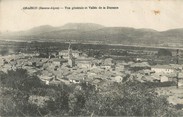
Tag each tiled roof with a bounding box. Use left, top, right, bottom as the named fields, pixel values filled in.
left=130, top=62, right=150, bottom=68
left=50, top=58, right=67, bottom=62
left=151, top=64, right=183, bottom=69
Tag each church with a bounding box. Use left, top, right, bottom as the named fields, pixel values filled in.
left=67, top=43, right=75, bottom=67
left=58, top=43, right=93, bottom=68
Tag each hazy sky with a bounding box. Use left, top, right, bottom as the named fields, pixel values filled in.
left=1, top=0, right=183, bottom=32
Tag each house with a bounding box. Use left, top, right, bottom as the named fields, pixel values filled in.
left=67, top=74, right=85, bottom=83
left=130, top=62, right=151, bottom=71
left=76, top=58, right=93, bottom=69
left=49, top=52, right=58, bottom=58
left=115, top=65, right=124, bottom=72
left=124, top=62, right=134, bottom=69
left=101, top=65, right=112, bottom=70
left=38, top=75, right=54, bottom=85
left=89, top=68, right=104, bottom=75
left=103, top=58, right=115, bottom=65
left=50, top=58, right=67, bottom=66
left=1, top=59, right=8, bottom=65
left=160, top=75, right=169, bottom=82
left=0, top=58, right=3, bottom=66
left=92, top=78, right=103, bottom=85
left=91, top=59, right=102, bottom=66
left=141, top=75, right=157, bottom=82
left=166, top=72, right=183, bottom=82
left=178, top=79, right=183, bottom=87
left=139, top=69, right=155, bottom=75
left=113, top=76, right=123, bottom=83
left=9, top=59, right=17, bottom=67
left=100, top=58, right=116, bottom=70
left=135, top=58, right=142, bottom=62
left=151, top=65, right=174, bottom=74
left=1, top=64, right=12, bottom=73
left=16, top=59, right=28, bottom=68
left=77, top=61, right=92, bottom=68
left=139, top=74, right=168, bottom=82
left=58, top=50, right=68, bottom=58
left=38, top=70, right=55, bottom=85
left=71, top=50, right=82, bottom=58
left=59, top=50, right=82, bottom=59
left=29, top=58, right=41, bottom=66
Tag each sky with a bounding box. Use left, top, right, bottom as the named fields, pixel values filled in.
left=1, top=0, right=183, bottom=32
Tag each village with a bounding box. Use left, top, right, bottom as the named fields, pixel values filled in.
left=0, top=43, right=183, bottom=107
left=2, top=0, right=183, bottom=115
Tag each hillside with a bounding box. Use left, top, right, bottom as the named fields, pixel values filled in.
left=60, top=23, right=104, bottom=31
left=1, top=23, right=183, bottom=47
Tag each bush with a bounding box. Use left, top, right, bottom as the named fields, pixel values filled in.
left=82, top=81, right=176, bottom=116
left=0, top=69, right=42, bottom=91
left=157, top=49, right=172, bottom=57
left=0, top=69, right=70, bottom=116
left=143, top=81, right=177, bottom=87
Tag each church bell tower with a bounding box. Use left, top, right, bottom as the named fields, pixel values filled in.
left=68, top=42, right=75, bottom=67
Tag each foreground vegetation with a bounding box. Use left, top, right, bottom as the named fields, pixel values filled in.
left=0, top=69, right=181, bottom=116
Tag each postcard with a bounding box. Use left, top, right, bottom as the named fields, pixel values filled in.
left=0, top=0, right=183, bottom=116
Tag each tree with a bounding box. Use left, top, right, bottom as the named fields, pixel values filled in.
left=1, top=69, right=42, bottom=91
left=0, top=48, right=9, bottom=56
left=0, top=69, right=178, bottom=116
left=83, top=81, right=176, bottom=116
left=0, top=69, right=44, bottom=116
left=0, top=68, right=70, bottom=116
left=157, top=49, right=172, bottom=57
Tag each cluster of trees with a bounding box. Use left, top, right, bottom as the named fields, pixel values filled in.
left=157, top=49, right=172, bottom=57
left=0, top=48, right=9, bottom=56
left=0, top=69, right=70, bottom=116
left=0, top=69, right=180, bottom=116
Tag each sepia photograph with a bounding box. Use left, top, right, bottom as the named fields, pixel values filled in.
left=0, top=0, right=183, bottom=116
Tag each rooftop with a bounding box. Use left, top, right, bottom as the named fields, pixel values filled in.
left=50, top=58, right=67, bottom=62
left=130, top=62, right=150, bottom=68
left=152, top=64, right=183, bottom=69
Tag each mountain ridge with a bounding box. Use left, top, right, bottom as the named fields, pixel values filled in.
left=1, top=23, right=183, bottom=47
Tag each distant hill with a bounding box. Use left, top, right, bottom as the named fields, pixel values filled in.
left=60, top=23, right=104, bottom=31
left=1, top=25, right=57, bottom=37
left=1, top=23, right=183, bottom=47
left=23, top=25, right=57, bottom=35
